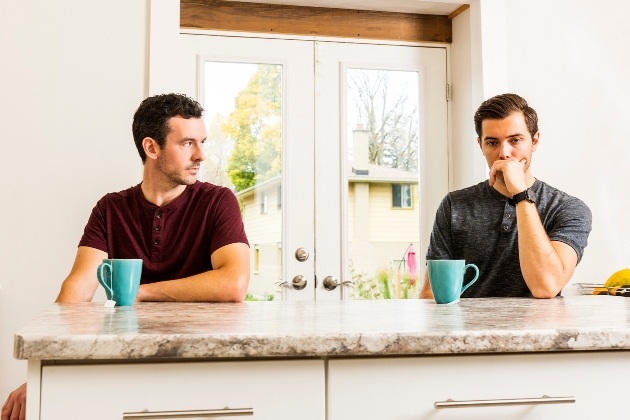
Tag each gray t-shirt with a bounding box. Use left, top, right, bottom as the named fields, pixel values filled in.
left=426, top=179, right=592, bottom=297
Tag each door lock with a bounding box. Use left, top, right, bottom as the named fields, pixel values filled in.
left=295, top=247, right=309, bottom=262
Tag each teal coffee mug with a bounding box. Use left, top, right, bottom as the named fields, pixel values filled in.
left=427, top=259, right=479, bottom=304
left=97, top=259, right=143, bottom=306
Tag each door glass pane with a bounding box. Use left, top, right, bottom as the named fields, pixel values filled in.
left=202, top=61, right=282, bottom=301
left=346, top=68, right=420, bottom=299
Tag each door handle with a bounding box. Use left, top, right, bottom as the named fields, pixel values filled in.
left=123, top=407, right=254, bottom=418
left=276, top=275, right=308, bottom=290
left=435, top=395, right=576, bottom=409
left=322, top=276, right=354, bottom=291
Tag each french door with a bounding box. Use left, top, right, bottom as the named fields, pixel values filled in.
left=170, top=34, right=448, bottom=300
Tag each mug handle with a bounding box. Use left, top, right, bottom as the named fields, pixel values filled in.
left=97, top=262, right=114, bottom=300
left=460, top=264, right=480, bottom=295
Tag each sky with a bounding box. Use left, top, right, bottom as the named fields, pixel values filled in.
left=203, top=61, right=258, bottom=120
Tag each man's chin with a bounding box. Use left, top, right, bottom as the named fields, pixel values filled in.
left=168, top=175, right=197, bottom=186
left=181, top=177, right=197, bottom=185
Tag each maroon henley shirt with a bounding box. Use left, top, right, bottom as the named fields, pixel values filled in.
left=79, top=181, right=249, bottom=284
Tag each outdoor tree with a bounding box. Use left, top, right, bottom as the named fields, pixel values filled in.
left=348, top=69, right=419, bottom=171
left=202, top=113, right=234, bottom=188
left=224, top=65, right=282, bottom=192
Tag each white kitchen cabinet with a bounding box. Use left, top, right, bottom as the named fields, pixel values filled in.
left=327, top=352, right=628, bottom=419
left=39, top=359, right=324, bottom=420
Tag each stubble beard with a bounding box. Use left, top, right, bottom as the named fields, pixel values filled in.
left=157, top=157, right=199, bottom=186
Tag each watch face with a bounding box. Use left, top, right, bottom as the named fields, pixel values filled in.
left=527, top=189, right=537, bottom=203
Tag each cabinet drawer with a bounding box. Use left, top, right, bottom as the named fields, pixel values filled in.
left=40, top=359, right=324, bottom=420
left=328, top=352, right=628, bottom=419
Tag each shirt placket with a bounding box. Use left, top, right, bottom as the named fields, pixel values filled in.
left=501, top=201, right=516, bottom=233
left=151, top=208, right=164, bottom=261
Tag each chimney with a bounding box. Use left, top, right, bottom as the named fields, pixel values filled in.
left=352, top=121, right=370, bottom=170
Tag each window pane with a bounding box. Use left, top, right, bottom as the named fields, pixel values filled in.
left=403, top=185, right=412, bottom=208
left=392, top=184, right=402, bottom=208
left=346, top=68, right=420, bottom=299
left=202, top=61, right=282, bottom=301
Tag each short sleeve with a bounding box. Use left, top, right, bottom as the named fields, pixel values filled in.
left=207, top=189, right=249, bottom=255
left=547, top=197, right=592, bottom=263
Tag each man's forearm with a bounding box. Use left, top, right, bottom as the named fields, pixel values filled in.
left=137, top=268, right=249, bottom=302
left=137, top=242, right=250, bottom=302
left=516, top=202, right=576, bottom=298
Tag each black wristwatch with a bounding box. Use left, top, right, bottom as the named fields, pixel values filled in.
left=511, top=188, right=537, bottom=205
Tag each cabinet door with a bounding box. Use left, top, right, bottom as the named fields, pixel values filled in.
left=40, top=359, right=324, bottom=420
left=328, top=352, right=628, bottom=419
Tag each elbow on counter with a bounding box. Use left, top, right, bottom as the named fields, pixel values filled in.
left=530, top=285, right=563, bottom=299
left=226, top=273, right=250, bottom=302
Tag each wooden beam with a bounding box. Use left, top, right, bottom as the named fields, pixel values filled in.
left=448, top=4, right=469, bottom=20
left=181, top=0, right=452, bottom=43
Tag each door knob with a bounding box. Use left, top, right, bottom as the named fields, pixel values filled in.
left=295, top=247, right=309, bottom=262
left=322, top=276, right=354, bottom=291
left=276, top=275, right=308, bottom=290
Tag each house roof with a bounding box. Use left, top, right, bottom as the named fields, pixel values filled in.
left=348, top=161, right=418, bottom=184
left=234, top=162, right=418, bottom=199
left=234, top=174, right=281, bottom=198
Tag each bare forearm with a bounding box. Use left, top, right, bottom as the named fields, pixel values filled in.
left=137, top=267, right=249, bottom=302
left=56, top=277, right=99, bottom=302
left=55, top=246, right=105, bottom=303
left=516, top=202, right=574, bottom=298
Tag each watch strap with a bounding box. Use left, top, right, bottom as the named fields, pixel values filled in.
left=510, top=188, right=536, bottom=205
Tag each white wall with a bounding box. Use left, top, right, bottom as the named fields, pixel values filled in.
left=503, top=0, right=630, bottom=291
left=0, top=0, right=148, bottom=401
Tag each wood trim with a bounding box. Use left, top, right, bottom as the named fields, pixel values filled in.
left=180, top=0, right=452, bottom=43
left=448, top=4, right=469, bottom=20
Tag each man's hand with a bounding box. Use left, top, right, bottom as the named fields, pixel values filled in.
left=2, top=383, right=26, bottom=420
left=419, top=272, right=433, bottom=299
left=489, top=158, right=528, bottom=195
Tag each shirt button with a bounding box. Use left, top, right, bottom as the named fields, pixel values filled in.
left=155, top=226, right=161, bottom=231
left=156, top=214, right=162, bottom=219
left=153, top=239, right=160, bottom=245
left=506, top=214, right=511, bottom=218
left=503, top=225, right=509, bottom=231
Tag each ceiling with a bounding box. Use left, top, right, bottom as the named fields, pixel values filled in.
left=222, top=0, right=468, bottom=15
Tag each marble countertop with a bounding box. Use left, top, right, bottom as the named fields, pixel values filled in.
left=14, top=296, right=630, bottom=361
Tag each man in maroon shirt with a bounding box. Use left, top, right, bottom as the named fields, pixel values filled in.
left=2, top=93, right=250, bottom=420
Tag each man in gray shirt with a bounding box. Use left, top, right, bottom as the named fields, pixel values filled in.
left=420, top=93, right=592, bottom=298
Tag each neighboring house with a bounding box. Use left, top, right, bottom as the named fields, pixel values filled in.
left=348, top=125, right=420, bottom=297
left=235, top=174, right=282, bottom=298
left=236, top=125, right=420, bottom=298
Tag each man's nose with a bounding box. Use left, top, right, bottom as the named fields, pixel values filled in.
left=193, top=143, right=206, bottom=162
left=499, top=143, right=511, bottom=159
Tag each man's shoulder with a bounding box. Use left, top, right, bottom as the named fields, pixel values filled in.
left=535, top=180, right=590, bottom=209
left=187, top=182, right=239, bottom=207
left=97, top=184, right=141, bottom=205
left=190, top=181, right=235, bottom=198
left=448, top=180, right=490, bottom=201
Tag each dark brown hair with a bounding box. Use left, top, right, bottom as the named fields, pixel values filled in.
left=132, top=93, right=204, bottom=163
left=474, top=93, right=538, bottom=138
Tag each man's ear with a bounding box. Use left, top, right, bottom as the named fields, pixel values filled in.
left=142, top=137, right=159, bottom=160
left=532, top=131, right=540, bottom=151
left=477, top=137, right=483, bottom=153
